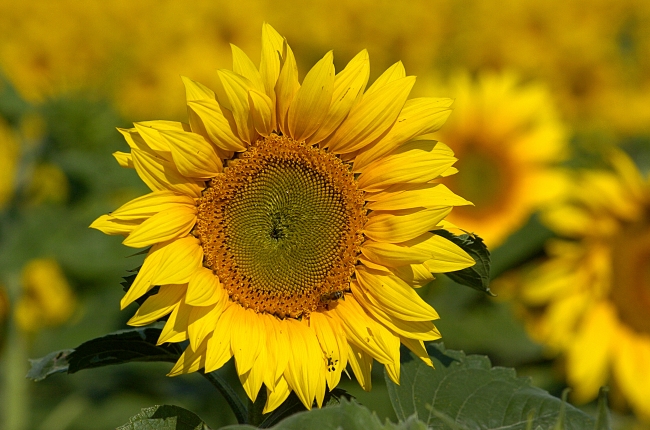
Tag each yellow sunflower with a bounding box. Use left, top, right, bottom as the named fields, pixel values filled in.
left=417, top=71, right=567, bottom=248
left=514, top=150, right=650, bottom=419
left=90, top=24, right=475, bottom=413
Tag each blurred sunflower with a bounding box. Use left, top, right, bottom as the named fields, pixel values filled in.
left=418, top=72, right=567, bottom=248
left=91, top=24, right=476, bottom=412
left=515, top=150, right=650, bottom=419
left=0, top=118, right=19, bottom=208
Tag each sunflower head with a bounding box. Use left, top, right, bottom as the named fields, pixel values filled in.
left=511, top=149, right=650, bottom=419
left=91, top=24, right=476, bottom=413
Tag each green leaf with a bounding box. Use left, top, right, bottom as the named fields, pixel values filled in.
left=435, top=230, right=493, bottom=295
left=386, top=343, right=596, bottom=430
left=26, top=327, right=180, bottom=380
left=26, top=349, right=73, bottom=381
left=222, top=399, right=427, bottom=430
left=258, top=388, right=354, bottom=428
left=117, top=405, right=212, bottom=430
left=594, top=388, right=612, bottom=430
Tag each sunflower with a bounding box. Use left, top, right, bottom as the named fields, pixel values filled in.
left=417, top=71, right=567, bottom=248
left=513, top=150, right=650, bottom=419
left=91, top=24, right=475, bottom=413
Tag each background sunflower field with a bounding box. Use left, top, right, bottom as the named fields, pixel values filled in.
left=1, top=1, right=649, bottom=429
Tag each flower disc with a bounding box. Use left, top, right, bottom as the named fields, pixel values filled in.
left=196, top=134, right=365, bottom=318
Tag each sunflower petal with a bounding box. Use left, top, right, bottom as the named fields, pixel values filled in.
left=231, top=44, right=265, bottom=93
left=120, top=243, right=165, bottom=309
left=186, top=267, right=225, bottom=306
left=402, top=233, right=475, bottom=273
left=131, top=148, right=204, bottom=198
left=309, top=50, right=370, bottom=144
left=182, top=76, right=216, bottom=101
left=240, top=346, right=267, bottom=402
left=128, top=284, right=186, bottom=326
left=205, top=303, right=236, bottom=373
left=364, top=207, right=452, bottom=243
left=353, top=97, right=453, bottom=171
left=187, top=99, right=246, bottom=152
left=327, top=76, right=415, bottom=154
left=113, top=151, right=133, bottom=168
left=188, top=303, right=222, bottom=351
left=275, top=41, right=300, bottom=135
left=366, top=61, right=406, bottom=94
left=287, top=51, right=334, bottom=141
left=259, top=23, right=284, bottom=98
left=355, top=267, right=439, bottom=321
left=357, top=145, right=457, bottom=192
left=150, top=236, right=203, bottom=285
left=231, top=307, right=263, bottom=375
left=400, top=337, right=433, bottom=367
left=168, top=335, right=209, bottom=376
left=122, top=205, right=197, bottom=248
left=158, top=129, right=222, bottom=178
left=89, top=215, right=141, bottom=236
left=110, top=190, right=195, bottom=221
left=263, top=376, right=291, bottom=414
left=157, top=300, right=192, bottom=344
left=283, top=320, right=322, bottom=409
left=215, top=69, right=257, bottom=144
left=248, top=89, right=274, bottom=136
left=347, top=343, right=373, bottom=391
left=361, top=240, right=432, bottom=267
left=311, top=312, right=348, bottom=390
left=366, top=183, right=472, bottom=211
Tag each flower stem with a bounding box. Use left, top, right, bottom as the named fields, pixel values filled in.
left=200, top=371, right=248, bottom=424
left=247, top=388, right=267, bottom=427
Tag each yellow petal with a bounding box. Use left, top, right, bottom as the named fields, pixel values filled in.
left=215, top=69, right=257, bottom=144
left=168, top=335, right=209, bottom=376
left=113, top=151, right=133, bottom=168
left=263, top=376, right=291, bottom=414
left=248, top=89, right=274, bottom=136
left=365, top=61, right=406, bottom=95
left=120, top=243, right=165, bottom=309
left=159, top=129, right=222, bottom=178
left=150, top=236, right=203, bottom=285
left=240, top=346, right=267, bottom=402
left=332, top=296, right=393, bottom=364
left=355, top=267, right=439, bottom=321
left=231, top=307, right=263, bottom=375
left=188, top=303, right=223, bottom=351
left=205, top=303, right=236, bottom=373
left=131, top=148, right=204, bottom=198
left=347, top=342, right=373, bottom=391
left=158, top=300, right=192, bottom=344
left=182, top=76, right=216, bottom=101
left=357, top=145, right=457, bottom=192
left=186, top=267, right=225, bottom=306
left=123, top=205, right=197, bottom=248
left=187, top=99, right=246, bottom=152
left=89, top=214, right=141, bottom=236
left=327, top=76, right=416, bottom=154
left=353, top=98, right=453, bottom=171
left=265, top=316, right=290, bottom=386
left=231, top=44, right=265, bottom=93
left=134, top=121, right=191, bottom=154
left=309, top=50, right=370, bottom=144
left=391, top=264, right=435, bottom=287
left=367, top=183, right=472, bottom=211
left=310, top=312, right=348, bottom=390
left=118, top=127, right=170, bottom=159
left=287, top=51, right=334, bottom=142
left=400, top=337, right=433, bottom=367
left=403, top=233, right=475, bottom=273
left=364, top=207, right=452, bottom=243
left=128, top=284, right=186, bottom=326
left=110, top=190, right=195, bottom=221
left=259, top=23, right=284, bottom=98
left=351, top=281, right=441, bottom=341
left=283, top=319, right=322, bottom=410
left=274, top=41, right=300, bottom=135
left=361, top=240, right=432, bottom=268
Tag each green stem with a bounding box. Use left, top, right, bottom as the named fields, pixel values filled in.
left=247, top=388, right=267, bottom=427
left=200, top=371, right=248, bottom=425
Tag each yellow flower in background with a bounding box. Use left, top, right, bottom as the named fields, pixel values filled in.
left=91, top=24, right=475, bottom=412
left=14, top=259, right=77, bottom=333
left=0, top=118, right=19, bottom=208
left=515, top=150, right=650, bottom=419
left=418, top=72, right=567, bottom=248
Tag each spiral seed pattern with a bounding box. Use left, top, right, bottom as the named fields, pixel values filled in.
left=195, top=134, right=365, bottom=318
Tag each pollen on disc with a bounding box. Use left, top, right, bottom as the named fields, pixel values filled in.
left=195, top=134, right=365, bottom=318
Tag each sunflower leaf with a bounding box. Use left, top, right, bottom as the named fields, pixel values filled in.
left=117, top=405, right=212, bottom=430
left=223, top=398, right=427, bottom=430
left=385, top=343, right=597, bottom=430
left=435, top=230, right=493, bottom=295
left=26, top=327, right=180, bottom=380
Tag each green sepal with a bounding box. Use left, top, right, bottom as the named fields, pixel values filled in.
left=435, top=230, right=493, bottom=295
